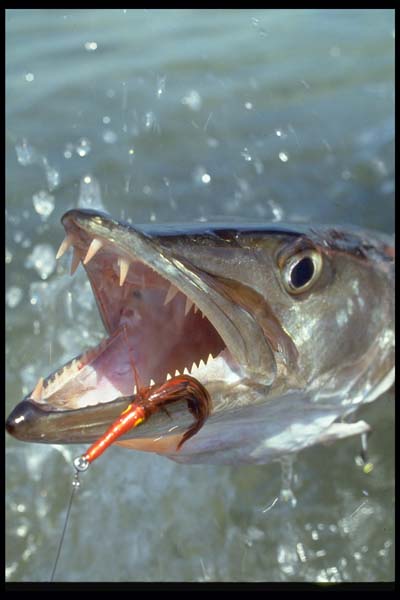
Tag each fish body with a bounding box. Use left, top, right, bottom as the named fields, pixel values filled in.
left=6, top=210, right=395, bottom=465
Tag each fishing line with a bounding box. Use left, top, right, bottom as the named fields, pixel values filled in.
left=50, top=470, right=81, bottom=582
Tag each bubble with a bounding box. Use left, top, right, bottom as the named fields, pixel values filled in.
left=25, top=73, right=34, bottom=82
left=244, top=101, right=253, bottom=110
left=279, top=152, right=289, bottom=162
left=32, top=190, right=55, bottom=219
left=6, top=286, right=23, bottom=308
left=102, top=115, right=111, bottom=124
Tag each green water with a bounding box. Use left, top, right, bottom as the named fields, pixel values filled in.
left=6, top=9, right=394, bottom=582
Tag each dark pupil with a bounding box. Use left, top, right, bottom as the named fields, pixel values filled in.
left=291, top=257, right=314, bottom=288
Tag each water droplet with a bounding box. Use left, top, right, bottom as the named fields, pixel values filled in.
left=143, top=185, right=152, bottom=196
left=157, top=75, right=166, bottom=98
left=16, top=524, right=28, bottom=538
left=193, top=166, right=211, bottom=185
left=45, top=166, right=60, bottom=191
left=143, top=111, right=157, bottom=130
left=32, top=190, right=55, bottom=219
left=241, top=147, right=252, bottom=162
left=207, top=137, right=219, bottom=148
left=6, top=286, right=23, bottom=308
left=25, top=73, right=34, bottom=82
left=25, top=244, right=56, bottom=280
left=102, top=115, right=111, bottom=124
left=76, top=137, right=91, bottom=157
left=78, top=175, right=104, bottom=210
left=6, top=248, right=13, bottom=264
left=15, top=139, right=37, bottom=166
left=245, top=101, right=253, bottom=110
left=181, top=90, right=202, bottom=111
left=279, top=152, right=289, bottom=163
left=103, top=129, right=118, bottom=144
left=268, top=199, right=284, bottom=221
left=84, top=41, right=98, bottom=51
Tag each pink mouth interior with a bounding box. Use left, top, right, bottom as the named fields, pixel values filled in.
left=40, top=238, right=226, bottom=409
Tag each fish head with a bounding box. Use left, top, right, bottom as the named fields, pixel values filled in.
left=6, top=210, right=394, bottom=464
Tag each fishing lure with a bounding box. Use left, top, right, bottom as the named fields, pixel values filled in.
left=73, top=375, right=212, bottom=471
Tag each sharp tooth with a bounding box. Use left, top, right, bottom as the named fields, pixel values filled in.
left=133, top=385, right=137, bottom=394
left=31, top=377, right=44, bottom=402
left=183, top=367, right=190, bottom=375
left=70, top=247, right=81, bottom=275
left=150, top=379, right=155, bottom=386
left=164, top=284, right=179, bottom=306
left=193, top=305, right=199, bottom=314
left=184, top=296, right=193, bottom=316
left=118, top=257, right=130, bottom=287
left=190, top=361, right=197, bottom=373
left=201, top=312, right=206, bottom=319
left=166, top=373, right=172, bottom=380
left=83, top=238, right=103, bottom=265
left=175, top=369, right=181, bottom=376
left=56, top=235, right=73, bottom=259
left=199, top=359, right=206, bottom=369
left=207, top=353, right=214, bottom=364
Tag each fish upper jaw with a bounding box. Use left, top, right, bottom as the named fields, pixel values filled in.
left=6, top=210, right=286, bottom=445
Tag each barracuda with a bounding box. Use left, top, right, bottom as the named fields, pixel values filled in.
left=6, top=210, right=395, bottom=465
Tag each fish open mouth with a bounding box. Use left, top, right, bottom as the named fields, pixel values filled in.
left=27, top=210, right=240, bottom=413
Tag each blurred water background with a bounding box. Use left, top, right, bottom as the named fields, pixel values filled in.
left=6, top=9, right=394, bottom=582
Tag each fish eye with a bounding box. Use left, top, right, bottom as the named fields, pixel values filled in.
left=281, top=249, right=322, bottom=295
